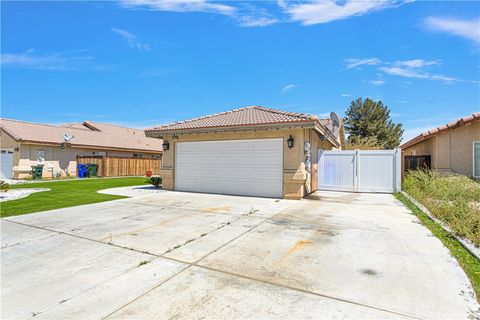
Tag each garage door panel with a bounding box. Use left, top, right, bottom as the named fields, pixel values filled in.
left=0, top=152, right=14, bottom=179
left=175, top=139, right=283, bottom=198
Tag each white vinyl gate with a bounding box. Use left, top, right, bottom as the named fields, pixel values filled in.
left=318, top=149, right=401, bottom=193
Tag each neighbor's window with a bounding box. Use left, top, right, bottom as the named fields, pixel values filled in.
left=133, top=153, right=143, bottom=158
left=474, top=141, right=480, bottom=178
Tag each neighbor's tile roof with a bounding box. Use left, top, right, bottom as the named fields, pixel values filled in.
left=400, top=112, right=480, bottom=149
left=147, top=106, right=328, bottom=132
left=1, top=119, right=163, bottom=153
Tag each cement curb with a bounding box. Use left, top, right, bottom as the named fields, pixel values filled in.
left=400, top=191, right=480, bottom=261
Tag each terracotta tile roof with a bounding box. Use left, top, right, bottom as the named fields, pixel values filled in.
left=1, top=118, right=163, bottom=153
left=80, top=121, right=147, bottom=136
left=146, top=106, right=342, bottom=147
left=400, top=112, right=480, bottom=149
left=147, top=106, right=321, bottom=132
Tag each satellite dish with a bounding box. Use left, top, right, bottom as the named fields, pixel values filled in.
left=61, top=134, right=75, bottom=149
left=330, top=112, right=342, bottom=127
left=63, top=134, right=75, bottom=142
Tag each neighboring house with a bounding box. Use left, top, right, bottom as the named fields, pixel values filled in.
left=146, top=106, right=345, bottom=199
left=0, top=119, right=163, bottom=179
left=401, top=112, right=480, bottom=178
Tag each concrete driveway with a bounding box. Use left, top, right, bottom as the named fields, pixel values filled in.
left=1, top=189, right=478, bottom=319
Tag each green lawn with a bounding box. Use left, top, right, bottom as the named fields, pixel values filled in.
left=1, top=177, right=148, bottom=218
left=395, top=192, right=480, bottom=302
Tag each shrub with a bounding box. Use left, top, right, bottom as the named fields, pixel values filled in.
left=0, top=180, right=10, bottom=192
left=403, top=170, right=480, bottom=246
left=146, top=176, right=162, bottom=188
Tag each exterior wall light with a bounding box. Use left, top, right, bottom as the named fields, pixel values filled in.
left=162, top=141, right=170, bottom=151
left=287, top=135, right=294, bottom=149
left=320, top=135, right=326, bottom=142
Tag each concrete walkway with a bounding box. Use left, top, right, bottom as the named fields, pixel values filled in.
left=1, top=190, right=478, bottom=319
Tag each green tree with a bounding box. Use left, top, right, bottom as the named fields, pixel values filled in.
left=344, top=97, right=403, bottom=149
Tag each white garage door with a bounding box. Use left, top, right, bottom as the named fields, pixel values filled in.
left=1, top=150, right=14, bottom=179
left=175, top=139, right=283, bottom=198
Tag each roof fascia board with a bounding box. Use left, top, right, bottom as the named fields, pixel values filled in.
left=147, top=121, right=316, bottom=138
left=313, top=123, right=340, bottom=148
left=19, top=141, right=162, bottom=154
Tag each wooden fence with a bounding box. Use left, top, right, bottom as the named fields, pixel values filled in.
left=77, top=156, right=161, bottom=177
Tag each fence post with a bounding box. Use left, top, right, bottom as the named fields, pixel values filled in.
left=354, top=149, right=359, bottom=191
left=395, top=148, right=402, bottom=192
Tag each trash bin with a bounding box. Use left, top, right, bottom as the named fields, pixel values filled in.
left=31, top=165, right=44, bottom=180
left=77, top=164, right=87, bottom=178
left=87, top=163, right=98, bottom=177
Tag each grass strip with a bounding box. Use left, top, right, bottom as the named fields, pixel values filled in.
left=395, top=192, right=480, bottom=302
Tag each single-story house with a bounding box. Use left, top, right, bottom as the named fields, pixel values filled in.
left=0, top=119, right=163, bottom=179
left=400, top=112, right=480, bottom=178
left=146, top=106, right=345, bottom=199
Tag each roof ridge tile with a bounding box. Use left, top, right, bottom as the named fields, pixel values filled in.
left=146, top=106, right=322, bottom=132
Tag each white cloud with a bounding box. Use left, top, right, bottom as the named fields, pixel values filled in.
left=282, top=84, right=299, bottom=92
left=341, top=93, right=352, bottom=97
left=120, top=0, right=279, bottom=27
left=283, top=0, right=403, bottom=25
left=423, top=16, right=480, bottom=43
left=379, top=66, right=429, bottom=79
left=1, top=50, right=94, bottom=70
left=394, top=59, right=440, bottom=68
left=345, top=57, right=478, bottom=84
left=344, top=57, right=381, bottom=69
left=369, top=79, right=385, bottom=86
left=112, top=28, right=151, bottom=51
left=277, top=0, right=288, bottom=9
left=396, top=100, right=407, bottom=104
left=379, top=66, right=461, bottom=83
left=120, top=0, right=236, bottom=15
left=237, top=15, right=278, bottom=27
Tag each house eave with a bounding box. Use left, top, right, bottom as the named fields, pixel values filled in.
left=146, top=121, right=317, bottom=138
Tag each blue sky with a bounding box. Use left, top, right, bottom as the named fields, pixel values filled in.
left=2, top=0, right=479, bottom=142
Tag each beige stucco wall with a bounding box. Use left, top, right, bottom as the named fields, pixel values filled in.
left=403, top=121, right=480, bottom=177
left=156, top=127, right=334, bottom=199
left=308, top=129, right=333, bottom=192
left=15, top=144, right=102, bottom=179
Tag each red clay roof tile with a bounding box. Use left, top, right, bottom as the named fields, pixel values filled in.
left=147, top=106, right=320, bottom=132
left=400, top=112, right=480, bottom=149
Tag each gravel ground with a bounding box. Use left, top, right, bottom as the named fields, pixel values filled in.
left=0, top=189, right=50, bottom=202
left=1, top=179, right=31, bottom=185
